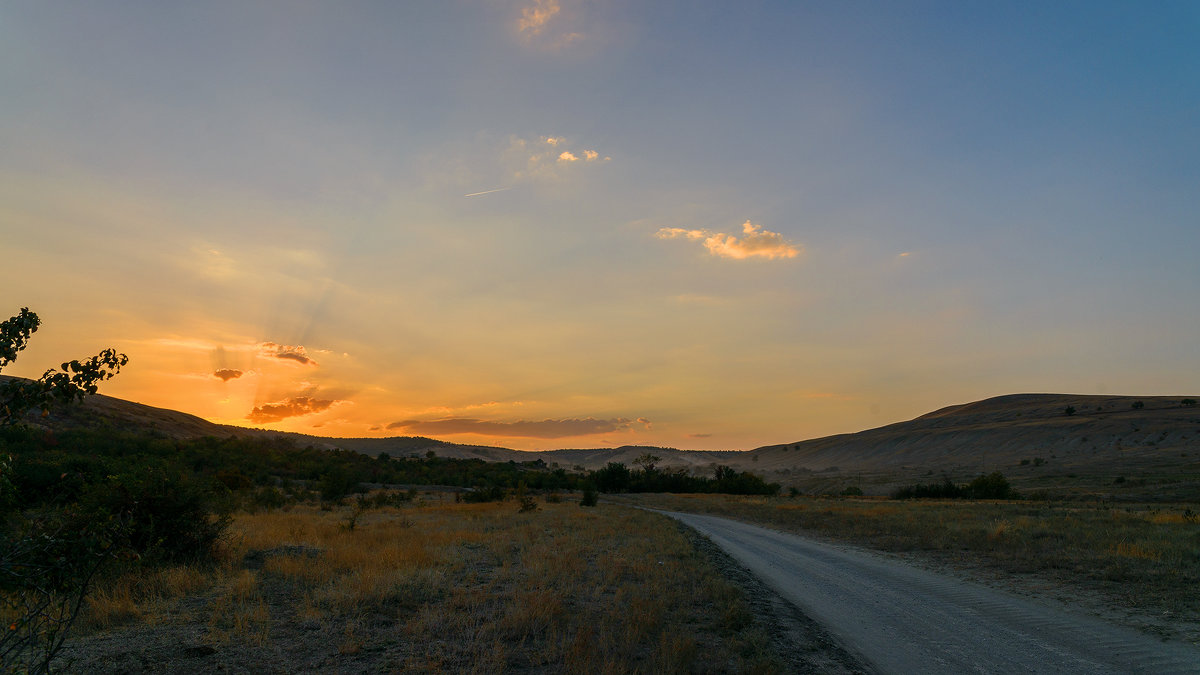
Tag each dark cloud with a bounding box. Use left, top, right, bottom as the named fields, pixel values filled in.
left=686, top=433, right=712, bottom=439
left=387, top=417, right=635, bottom=439
left=258, top=342, right=317, bottom=366
left=248, top=396, right=337, bottom=423
left=213, top=368, right=244, bottom=382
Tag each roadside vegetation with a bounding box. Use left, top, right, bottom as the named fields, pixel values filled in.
left=58, top=499, right=787, bottom=673
left=618, top=492, right=1200, bottom=629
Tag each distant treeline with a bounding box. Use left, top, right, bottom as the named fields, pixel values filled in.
left=591, top=461, right=780, bottom=495
left=891, top=472, right=1020, bottom=500
left=0, top=426, right=779, bottom=506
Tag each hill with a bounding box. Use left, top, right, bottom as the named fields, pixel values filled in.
left=1, top=375, right=730, bottom=471
left=10, top=376, right=1198, bottom=495
left=747, top=393, right=1200, bottom=499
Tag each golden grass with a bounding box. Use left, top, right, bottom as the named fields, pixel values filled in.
left=71, top=498, right=786, bottom=672
left=1112, top=541, right=1162, bottom=561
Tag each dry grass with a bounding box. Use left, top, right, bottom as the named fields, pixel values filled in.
left=617, top=493, right=1200, bottom=621
left=66, top=498, right=787, bottom=673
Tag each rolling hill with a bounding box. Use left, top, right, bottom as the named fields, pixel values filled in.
left=8, top=376, right=1198, bottom=494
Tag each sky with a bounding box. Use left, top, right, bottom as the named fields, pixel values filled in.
left=2, top=1, right=1198, bottom=451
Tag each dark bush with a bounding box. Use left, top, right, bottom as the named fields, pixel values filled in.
left=79, top=468, right=228, bottom=564
left=892, top=476, right=962, bottom=500
left=462, top=485, right=506, bottom=503
left=893, top=472, right=1020, bottom=500
left=962, top=472, right=1020, bottom=500
left=579, top=484, right=598, bottom=507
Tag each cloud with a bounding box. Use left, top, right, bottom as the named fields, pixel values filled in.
left=518, top=0, right=560, bottom=37
left=636, top=417, right=652, bottom=429
left=656, top=227, right=706, bottom=241
left=247, top=396, right=338, bottom=423
left=656, top=220, right=801, bottom=260
left=258, top=341, right=318, bottom=366
left=503, top=135, right=610, bottom=182
left=686, top=433, right=712, bottom=439
left=386, top=417, right=637, bottom=439
left=212, top=368, right=243, bottom=382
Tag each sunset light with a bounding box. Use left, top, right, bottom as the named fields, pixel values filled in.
left=2, top=2, right=1197, bottom=451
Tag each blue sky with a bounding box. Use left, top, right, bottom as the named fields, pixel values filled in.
left=2, top=1, right=1197, bottom=449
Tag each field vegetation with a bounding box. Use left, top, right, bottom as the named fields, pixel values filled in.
left=56, top=498, right=790, bottom=673
left=617, top=492, right=1200, bottom=635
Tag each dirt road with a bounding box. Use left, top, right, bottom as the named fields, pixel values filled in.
left=662, top=511, right=1200, bottom=674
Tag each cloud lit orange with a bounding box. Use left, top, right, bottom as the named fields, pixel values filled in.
left=656, top=221, right=800, bottom=260
left=387, top=417, right=641, bottom=439
left=248, top=396, right=339, bottom=423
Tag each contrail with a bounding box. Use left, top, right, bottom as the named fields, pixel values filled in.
left=464, top=187, right=511, bottom=197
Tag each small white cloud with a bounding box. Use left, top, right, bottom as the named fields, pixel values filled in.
left=583, top=150, right=599, bottom=161
left=544, top=136, right=563, bottom=146
left=558, top=151, right=579, bottom=162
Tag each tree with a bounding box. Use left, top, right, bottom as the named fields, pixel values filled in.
left=633, top=453, right=661, bottom=473
left=1182, top=399, right=1197, bottom=408
left=0, top=307, right=128, bottom=673
left=1, top=308, right=128, bottom=425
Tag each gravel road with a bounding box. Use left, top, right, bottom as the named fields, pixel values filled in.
left=662, top=511, right=1200, bottom=674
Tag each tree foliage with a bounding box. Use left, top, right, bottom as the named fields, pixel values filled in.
left=1, top=307, right=129, bottom=673
left=1, top=308, right=128, bottom=426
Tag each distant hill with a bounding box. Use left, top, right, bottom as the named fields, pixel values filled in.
left=1, top=375, right=732, bottom=471
left=746, top=393, right=1200, bottom=492
left=9, top=377, right=1198, bottom=485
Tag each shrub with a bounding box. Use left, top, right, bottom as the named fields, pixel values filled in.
left=515, top=482, right=538, bottom=513
left=894, top=472, right=1019, bottom=500
left=892, top=476, right=962, bottom=500
left=462, top=486, right=506, bottom=503
left=250, top=486, right=289, bottom=512
left=1064, top=406, right=1075, bottom=416
left=580, top=485, right=598, bottom=507
left=79, top=468, right=228, bottom=564
left=0, top=514, right=116, bottom=674
left=963, top=472, right=1020, bottom=500
left=1182, top=398, right=1197, bottom=408
left=840, top=486, right=863, bottom=496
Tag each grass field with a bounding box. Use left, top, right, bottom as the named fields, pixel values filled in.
left=62, top=497, right=791, bottom=673
left=616, top=493, right=1200, bottom=636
